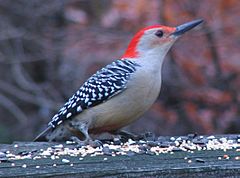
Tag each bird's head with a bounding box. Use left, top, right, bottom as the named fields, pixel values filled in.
left=122, top=19, right=203, bottom=59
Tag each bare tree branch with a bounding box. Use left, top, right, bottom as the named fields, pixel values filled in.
left=0, top=93, right=28, bottom=123
left=0, top=80, right=61, bottom=110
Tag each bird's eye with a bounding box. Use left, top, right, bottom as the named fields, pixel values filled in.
left=155, top=30, right=164, bottom=38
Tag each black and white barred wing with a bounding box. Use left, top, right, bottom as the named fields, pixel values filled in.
left=49, top=59, right=138, bottom=128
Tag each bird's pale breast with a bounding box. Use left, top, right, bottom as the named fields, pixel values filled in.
left=87, top=67, right=162, bottom=133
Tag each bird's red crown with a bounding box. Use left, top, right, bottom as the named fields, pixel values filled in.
left=122, top=25, right=176, bottom=59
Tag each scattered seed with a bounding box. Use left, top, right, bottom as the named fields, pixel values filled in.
left=126, top=151, right=135, bottom=156
left=196, top=158, right=205, bottom=163
left=0, top=133, right=239, bottom=165
left=0, top=152, right=6, bottom=158
left=147, top=141, right=158, bottom=147
left=66, top=141, right=74, bottom=145
left=102, top=146, right=112, bottom=156
left=223, top=154, right=229, bottom=159
left=207, top=136, right=215, bottom=140
left=144, top=132, right=155, bottom=141
left=113, top=138, right=121, bottom=145
left=172, top=147, right=182, bottom=152
left=62, top=159, right=70, bottom=163
left=146, top=150, right=155, bottom=155
left=188, top=133, right=197, bottom=139
left=159, top=142, right=171, bottom=148
left=53, top=144, right=63, bottom=148
left=128, top=139, right=135, bottom=145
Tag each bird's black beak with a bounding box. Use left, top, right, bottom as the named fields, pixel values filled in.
left=171, top=19, right=204, bottom=36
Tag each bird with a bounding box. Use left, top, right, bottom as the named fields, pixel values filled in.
left=34, top=19, right=203, bottom=144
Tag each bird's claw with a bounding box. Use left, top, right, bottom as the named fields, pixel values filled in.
left=70, top=136, right=87, bottom=147
left=89, top=139, right=103, bottom=148
left=70, top=136, right=102, bottom=148
left=114, top=130, right=139, bottom=141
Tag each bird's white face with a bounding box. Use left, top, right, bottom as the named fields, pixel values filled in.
left=122, top=25, right=178, bottom=59
left=137, top=27, right=178, bottom=58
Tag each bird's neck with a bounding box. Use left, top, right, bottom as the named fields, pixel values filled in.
left=134, top=45, right=172, bottom=70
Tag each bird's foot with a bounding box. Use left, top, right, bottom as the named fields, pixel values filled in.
left=89, top=139, right=103, bottom=148
left=70, top=136, right=87, bottom=147
left=114, top=130, right=139, bottom=141
left=70, top=136, right=102, bottom=148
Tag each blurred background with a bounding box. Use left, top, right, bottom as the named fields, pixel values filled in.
left=0, top=0, right=240, bottom=143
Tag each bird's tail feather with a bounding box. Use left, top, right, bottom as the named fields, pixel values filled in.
left=33, top=126, right=52, bottom=142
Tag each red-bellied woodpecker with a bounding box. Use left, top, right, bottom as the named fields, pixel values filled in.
left=34, top=19, right=203, bottom=143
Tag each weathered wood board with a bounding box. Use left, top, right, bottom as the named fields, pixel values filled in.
left=0, top=135, right=240, bottom=177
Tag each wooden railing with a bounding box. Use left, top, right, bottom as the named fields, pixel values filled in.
left=0, top=134, right=240, bottom=177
